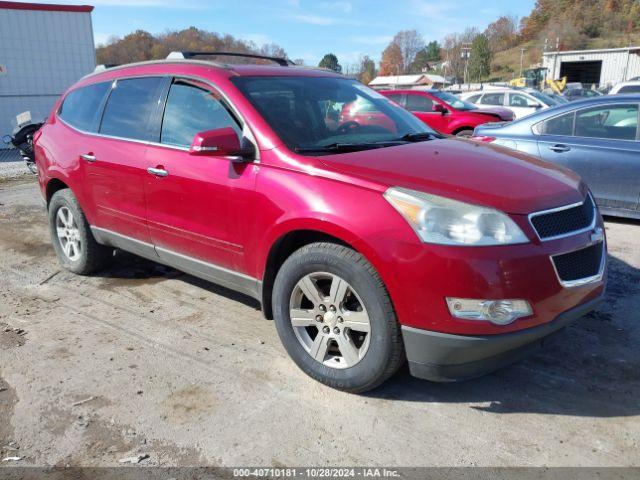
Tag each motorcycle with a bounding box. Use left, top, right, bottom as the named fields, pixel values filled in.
left=2, top=112, right=45, bottom=175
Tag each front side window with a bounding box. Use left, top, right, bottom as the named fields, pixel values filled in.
left=480, top=93, right=504, bottom=106
left=509, top=93, right=538, bottom=108
left=405, top=94, right=433, bottom=112
left=537, top=112, right=575, bottom=136
left=100, top=77, right=165, bottom=141
left=575, top=104, right=638, bottom=140
left=161, top=80, right=241, bottom=147
left=231, top=76, right=434, bottom=154
left=466, top=94, right=481, bottom=103
left=432, top=91, right=477, bottom=111
left=59, top=82, right=111, bottom=132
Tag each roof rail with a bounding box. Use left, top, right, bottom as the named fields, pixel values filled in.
left=93, top=64, right=118, bottom=72
left=167, top=51, right=293, bottom=66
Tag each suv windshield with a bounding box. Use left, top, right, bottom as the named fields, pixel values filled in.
left=232, top=76, right=436, bottom=154
left=431, top=91, right=478, bottom=111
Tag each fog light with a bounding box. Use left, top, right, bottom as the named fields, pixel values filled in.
left=446, top=298, right=532, bottom=325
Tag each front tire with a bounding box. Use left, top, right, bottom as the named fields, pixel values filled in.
left=48, top=189, right=112, bottom=274
left=272, top=242, right=404, bottom=393
left=455, top=129, right=474, bottom=138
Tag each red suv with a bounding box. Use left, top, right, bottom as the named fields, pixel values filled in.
left=380, top=89, right=514, bottom=137
left=33, top=52, right=606, bottom=393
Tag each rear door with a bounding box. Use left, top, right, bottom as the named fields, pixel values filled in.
left=536, top=103, right=640, bottom=212
left=144, top=77, right=259, bottom=281
left=507, top=92, right=540, bottom=118
left=88, top=76, right=166, bottom=243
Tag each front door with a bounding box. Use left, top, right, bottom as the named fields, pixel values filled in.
left=89, top=76, right=166, bottom=242
left=537, top=102, right=640, bottom=212
left=404, top=93, right=449, bottom=133
left=144, top=78, right=259, bottom=287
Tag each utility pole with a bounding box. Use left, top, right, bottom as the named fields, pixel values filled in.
left=461, top=43, right=471, bottom=89
left=519, top=48, right=526, bottom=78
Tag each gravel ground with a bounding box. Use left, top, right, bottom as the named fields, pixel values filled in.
left=0, top=149, right=30, bottom=179
left=0, top=176, right=639, bottom=467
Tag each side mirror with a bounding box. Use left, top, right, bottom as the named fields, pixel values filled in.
left=432, top=103, right=447, bottom=114
left=189, top=127, right=249, bottom=159
left=534, top=104, right=543, bottom=110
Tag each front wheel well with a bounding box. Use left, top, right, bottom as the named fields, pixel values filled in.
left=46, top=178, right=70, bottom=206
left=452, top=126, right=474, bottom=135
left=261, top=230, right=351, bottom=319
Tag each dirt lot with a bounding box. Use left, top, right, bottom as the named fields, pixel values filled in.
left=0, top=176, right=639, bottom=467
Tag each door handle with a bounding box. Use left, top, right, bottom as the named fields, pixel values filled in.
left=549, top=144, right=571, bottom=153
left=80, top=153, right=96, bottom=162
left=147, top=166, right=169, bottom=177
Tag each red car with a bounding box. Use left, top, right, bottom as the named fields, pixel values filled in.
left=33, top=52, right=606, bottom=393
left=380, top=89, right=514, bottom=137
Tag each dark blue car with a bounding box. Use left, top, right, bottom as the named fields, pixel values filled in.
left=474, top=95, right=640, bottom=219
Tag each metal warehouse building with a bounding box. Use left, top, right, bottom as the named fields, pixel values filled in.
left=542, top=46, right=640, bottom=89
left=0, top=1, right=95, bottom=143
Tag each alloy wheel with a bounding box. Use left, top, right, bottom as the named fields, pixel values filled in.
left=289, top=272, right=371, bottom=369
left=55, top=207, right=82, bottom=261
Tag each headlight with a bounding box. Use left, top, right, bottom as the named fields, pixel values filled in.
left=384, top=187, right=528, bottom=246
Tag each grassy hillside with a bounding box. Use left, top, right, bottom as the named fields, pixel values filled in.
left=490, top=33, right=640, bottom=81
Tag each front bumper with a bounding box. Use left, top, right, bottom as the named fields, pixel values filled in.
left=402, top=294, right=604, bottom=382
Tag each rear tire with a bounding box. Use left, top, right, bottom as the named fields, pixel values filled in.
left=455, top=129, right=474, bottom=138
left=272, top=242, right=404, bottom=393
left=48, top=189, right=112, bottom=274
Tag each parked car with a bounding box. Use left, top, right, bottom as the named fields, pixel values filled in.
left=33, top=52, right=606, bottom=393
left=609, top=81, right=640, bottom=95
left=473, top=95, right=640, bottom=219
left=378, top=89, right=514, bottom=137
left=564, top=88, right=603, bottom=101
left=460, top=88, right=558, bottom=118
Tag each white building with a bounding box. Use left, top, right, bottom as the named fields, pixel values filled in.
left=0, top=1, right=96, bottom=142
left=369, top=74, right=449, bottom=90
left=542, top=46, right=640, bottom=89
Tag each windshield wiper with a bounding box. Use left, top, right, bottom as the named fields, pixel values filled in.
left=295, top=142, right=398, bottom=154
left=397, top=132, right=443, bottom=142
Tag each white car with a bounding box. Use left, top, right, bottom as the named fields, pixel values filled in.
left=609, top=81, right=640, bottom=95
left=459, top=88, right=557, bottom=119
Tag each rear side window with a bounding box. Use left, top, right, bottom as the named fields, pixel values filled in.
left=537, top=112, right=575, bottom=136
left=385, top=93, right=404, bottom=105
left=100, top=77, right=164, bottom=141
left=160, top=80, right=241, bottom=147
left=618, top=85, right=640, bottom=94
left=480, top=93, right=504, bottom=106
left=405, top=94, right=433, bottom=112
left=59, top=82, right=111, bottom=132
left=575, top=104, right=638, bottom=140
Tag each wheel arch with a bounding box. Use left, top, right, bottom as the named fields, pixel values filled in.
left=259, top=225, right=386, bottom=320
left=45, top=176, right=71, bottom=206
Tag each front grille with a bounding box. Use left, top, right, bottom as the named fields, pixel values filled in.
left=530, top=195, right=595, bottom=240
left=552, top=242, right=604, bottom=284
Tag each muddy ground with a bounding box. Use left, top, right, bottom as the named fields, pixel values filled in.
left=0, top=176, right=638, bottom=467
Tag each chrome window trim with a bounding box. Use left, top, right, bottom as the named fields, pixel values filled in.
left=57, top=72, right=261, bottom=161
left=549, top=238, right=606, bottom=288
left=528, top=192, right=597, bottom=242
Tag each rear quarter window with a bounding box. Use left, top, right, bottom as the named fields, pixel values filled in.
left=99, top=77, right=165, bottom=141
left=58, top=82, right=111, bottom=132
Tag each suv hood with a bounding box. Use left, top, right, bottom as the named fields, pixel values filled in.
left=319, top=138, right=585, bottom=215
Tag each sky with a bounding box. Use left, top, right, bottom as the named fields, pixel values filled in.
left=30, top=0, right=535, bottom=67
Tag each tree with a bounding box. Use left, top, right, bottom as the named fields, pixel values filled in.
left=469, top=34, right=492, bottom=81
left=357, top=55, right=376, bottom=84
left=409, top=48, right=430, bottom=73
left=318, top=53, right=342, bottom=73
left=379, top=42, right=403, bottom=76
left=425, top=41, right=441, bottom=61
left=96, top=27, right=288, bottom=66
left=484, top=15, right=518, bottom=52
